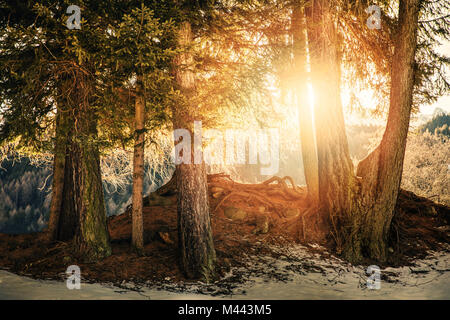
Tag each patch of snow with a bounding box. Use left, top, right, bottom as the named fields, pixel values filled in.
left=0, top=245, right=449, bottom=300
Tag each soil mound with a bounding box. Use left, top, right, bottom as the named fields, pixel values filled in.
left=0, top=174, right=448, bottom=284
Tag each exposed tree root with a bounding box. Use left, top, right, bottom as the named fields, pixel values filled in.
left=210, top=174, right=307, bottom=218
left=262, top=176, right=305, bottom=199
left=213, top=190, right=284, bottom=218
left=140, top=173, right=322, bottom=243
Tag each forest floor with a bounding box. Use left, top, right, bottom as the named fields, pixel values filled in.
left=0, top=174, right=449, bottom=296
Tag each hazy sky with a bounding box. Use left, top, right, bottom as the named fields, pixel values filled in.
left=419, top=40, right=450, bottom=115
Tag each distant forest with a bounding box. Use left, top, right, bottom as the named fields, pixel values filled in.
left=421, top=112, right=450, bottom=136
left=0, top=159, right=161, bottom=234
left=0, top=159, right=50, bottom=233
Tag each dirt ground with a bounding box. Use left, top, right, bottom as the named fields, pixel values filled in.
left=0, top=174, right=448, bottom=287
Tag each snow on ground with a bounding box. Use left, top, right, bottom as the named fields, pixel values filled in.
left=1, top=244, right=449, bottom=300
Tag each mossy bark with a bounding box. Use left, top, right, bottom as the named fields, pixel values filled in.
left=50, top=74, right=111, bottom=262
left=73, top=106, right=112, bottom=262
left=47, top=69, right=111, bottom=262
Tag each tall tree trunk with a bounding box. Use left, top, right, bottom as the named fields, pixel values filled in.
left=69, top=75, right=111, bottom=262
left=131, top=91, right=145, bottom=254
left=47, top=106, right=68, bottom=241
left=305, top=0, right=354, bottom=249
left=73, top=111, right=112, bottom=262
left=47, top=96, right=77, bottom=242
left=345, top=0, right=421, bottom=263
left=291, top=5, right=319, bottom=204
left=47, top=73, right=111, bottom=262
left=57, top=140, right=78, bottom=241
left=173, top=21, right=216, bottom=282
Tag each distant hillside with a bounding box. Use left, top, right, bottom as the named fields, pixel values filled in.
left=0, top=159, right=51, bottom=233
left=0, top=158, right=164, bottom=234
left=420, top=112, right=450, bottom=137
left=412, top=107, right=448, bottom=125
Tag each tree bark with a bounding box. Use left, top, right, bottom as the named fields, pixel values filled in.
left=57, top=139, right=78, bottom=241
left=73, top=106, right=112, bottom=262
left=173, top=21, right=216, bottom=282
left=176, top=162, right=216, bottom=281
left=47, top=74, right=111, bottom=262
left=64, top=74, right=111, bottom=262
left=47, top=106, right=67, bottom=241
left=305, top=0, right=354, bottom=250
left=47, top=99, right=78, bottom=242
left=291, top=5, right=319, bottom=204
left=131, top=91, right=145, bottom=254
left=345, top=0, right=421, bottom=262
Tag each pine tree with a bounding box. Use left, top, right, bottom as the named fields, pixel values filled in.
left=172, top=19, right=217, bottom=281
left=0, top=0, right=119, bottom=261
left=347, top=0, right=422, bottom=262
left=101, top=4, right=176, bottom=254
